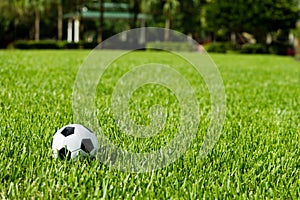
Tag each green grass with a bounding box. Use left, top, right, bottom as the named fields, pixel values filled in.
left=0, top=50, right=299, bottom=199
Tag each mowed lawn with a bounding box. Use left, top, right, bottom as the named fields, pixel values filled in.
left=0, top=50, right=299, bottom=198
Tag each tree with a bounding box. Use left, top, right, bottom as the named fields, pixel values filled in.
left=163, top=0, right=180, bottom=40
left=1, top=0, right=62, bottom=44
left=33, top=1, right=41, bottom=41
left=177, top=0, right=207, bottom=41
left=206, top=0, right=299, bottom=44
left=129, top=0, right=141, bottom=29
left=0, top=1, right=16, bottom=47
left=56, top=0, right=63, bottom=40
left=142, top=0, right=180, bottom=40
left=98, top=0, right=104, bottom=42
left=28, top=0, right=49, bottom=41
left=11, top=0, right=49, bottom=41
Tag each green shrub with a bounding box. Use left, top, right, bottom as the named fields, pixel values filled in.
left=10, top=40, right=99, bottom=49
left=80, top=41, right=99, bottom=49
left=10, top=40, right=142, bottom=50
left=12, top=40, right=62, bottom=49
left=64, top=42, right=79, bottom=49
left=204, top=42, right=240, bottom=53
left=146, top=42, right=194, bottom=51
left=224, top=42, right=239, bottom=51
left=205, top=42, right=227, bottom=53
left=268, top=42, right=293, bottom=55
left=240, top=43, right=267, bottom=54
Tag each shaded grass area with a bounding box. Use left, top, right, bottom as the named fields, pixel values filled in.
left=0, top=50, right=299, bottom=198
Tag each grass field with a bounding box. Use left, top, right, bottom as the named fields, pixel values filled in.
left=0, top=50, right=299, bottom=199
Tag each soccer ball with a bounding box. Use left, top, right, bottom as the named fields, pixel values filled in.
left=52, top=124, right=99, bottom=159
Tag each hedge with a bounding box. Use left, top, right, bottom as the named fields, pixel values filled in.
left=240, top=43, right=268, bottom=54
left=9, top=40, right=99, bottom=49
left=8, top=40, right=295, bottom=56
left=146, top=42, right=195, bottom=51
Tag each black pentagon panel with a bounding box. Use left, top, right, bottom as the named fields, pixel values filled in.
left=81, top=139, right=94, bottom=153
left=58, top=147, right=71, bottom=160
left=61, top=127, right=75, bottom=137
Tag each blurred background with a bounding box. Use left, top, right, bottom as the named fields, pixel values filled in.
left=1, top=0, right=300, bottom=55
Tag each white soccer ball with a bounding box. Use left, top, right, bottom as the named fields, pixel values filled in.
left=52, top=124, right=99, bottom=159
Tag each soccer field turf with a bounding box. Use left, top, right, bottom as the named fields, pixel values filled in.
left=0, top=50, right=299, bottom=198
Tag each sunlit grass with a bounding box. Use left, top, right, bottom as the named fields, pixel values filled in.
left=0, top=50, right=299, bottom=198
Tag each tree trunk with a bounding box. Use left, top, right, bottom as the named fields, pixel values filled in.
left=164, top=17, right=170, bottom=41
left=35, top=8, right=40, bottom=41
left=98, top=0, right=104, bottom=43
left=131, top=0, right=139, bottom=29
left=231, top=32, right=236, bottom=44
left=57, top=3, right=63, bottom=40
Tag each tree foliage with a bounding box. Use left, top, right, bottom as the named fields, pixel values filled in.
left=0, top=0, right=299, bottom=47
left=206, top=0, right=299, bottom=43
